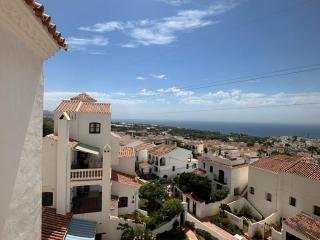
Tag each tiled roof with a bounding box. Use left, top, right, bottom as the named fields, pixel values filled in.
left=70, top=93, right=96, bottom=102
left=54, top=94, right=111, bottom=113
left=139, top=161, right=152, bottom=169
left=46, top=134, right=79, bottom=148
left=42, top=207, right=71, bottom=240
left=119, top=138, right=135, bottom=146
left=23, top=0, right=67, bottom=49
left=119, top=146, right=135, bottom=158
left=285, top=161, right=320, bottom=181
left=250, top=156, right=298, bottom=173
left=148, top=144, right=177, bottom=156
left=134, top=143, right=156, bottom=152
left=251, top=156, right=320, bottom=181
left=111, top=170, right=140, bottom=187
left=284, top=212, right=320, bottom=240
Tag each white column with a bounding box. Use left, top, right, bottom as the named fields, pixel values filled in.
left=102, top=145, right=112, bottom=221
left=56, top=113, right=70, bottom=215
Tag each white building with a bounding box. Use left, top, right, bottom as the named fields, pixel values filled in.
left=0, top=0, right=66, bottom=239
left=183, top=141, right=204, bottom=155
left=147, top=144, right=198, bottom=179
left=248, top=156, right=320, bottom=240
left=42, top=93, right=141, bottom=239
left=198, top=155, right=248, bottom=196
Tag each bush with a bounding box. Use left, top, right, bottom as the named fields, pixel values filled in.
left=177, top=173, right=212, bottom=202
left=139, top=183, right=166, bottom=212
left=237, top=205, right=252, bottom=219
left=161, top=198, right=184, bottom=220
left=118, top=223, right=155, bottom=240
left=195, top=229, right=218, bottom=240
left=214, top=186, right=229, bottom=201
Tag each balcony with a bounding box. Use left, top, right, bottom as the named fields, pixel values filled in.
left=213, top=174, right=227, bottom=185
left=70, top=168, right=103, bottom=181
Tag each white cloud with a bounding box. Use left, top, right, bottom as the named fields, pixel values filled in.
left=157, top=87, right=193, bottom=97
left=136, top=76, right=145, bottom=80
left=138, top=88, right=158, bottom=96
left=79, top=1, right=237, bottom=47
left=68, top=36, right=109, bottom=46
left=156, top=0, right=190, bottom=6
left=79, top=21, right=124, bottom=32
left=111, top=92, right=126, bottom=96
left=151, top=74, right=167, bottom=80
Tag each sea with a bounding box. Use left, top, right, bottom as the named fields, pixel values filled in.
left=114, top=119, right=320, bottom=138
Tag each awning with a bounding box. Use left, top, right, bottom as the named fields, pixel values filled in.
left=65, top=218, right=97, bottom=240
left=75, top=143, right=100, bottom=156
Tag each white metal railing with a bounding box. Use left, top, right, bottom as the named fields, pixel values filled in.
left=70, top=168, right=103, bottom=181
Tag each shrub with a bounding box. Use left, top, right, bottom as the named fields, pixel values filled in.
left=139, top=183, right=166, bottom=212
left=237, top=205, right=252, bottom=219
left=118, top=223, right=155, bottom=240
left=161, top=198, right=184, bottom=220
left=195, top=229, right=217, bottom=240
left=214, top=186, right=229, bottom=201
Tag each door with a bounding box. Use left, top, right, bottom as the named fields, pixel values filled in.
left=186, top=198, right=190, bottom=211
left=192, top=202, right=196, bottom=215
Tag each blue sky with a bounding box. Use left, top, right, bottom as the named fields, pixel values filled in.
left=43, top=0, right=320, bottom=124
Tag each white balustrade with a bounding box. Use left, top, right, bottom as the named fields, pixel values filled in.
left=70, top=168, right=103, bottom=181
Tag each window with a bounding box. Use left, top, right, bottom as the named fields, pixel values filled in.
left=210, top=166, right=213, bottom=172
left=186, top=164, right=189, bottom=169
left=192, top=163, right=196, bottom=169
left=289, top=197, right=296, bottom=207
left=234, top=188, right=240, bottom=196
left=265, top=192, right=272, bottom=202
left=89, top=122, right=101, bottom=134
left=203, top=162, right=206, bottom=169
left=314, top=206, right=320, bottom=216
left=42, top=192, right=53, bottom=207
left=172, top=166, right=176, bottom=171
left=250, top=187, right=255, bottom=195
left=118, top=197, right=128, bottom=208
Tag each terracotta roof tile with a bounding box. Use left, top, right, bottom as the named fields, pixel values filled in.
left=184, top=192, right=204, bottom=203
left=54, top=94, right=111, bottom=113
left=70, top=93, right=97, bottom=102
left=42, top=207, right=71, bottom=240
left=193, top=168, right=206, bottom=176
left=23, top=0, right=67, bottom=49
left=119, top=146, right=135, bottom=158
left=250, top=156, right=298, bottom=173
left=285, top=161, right=320, bottom=181
left=134, top=143, right=156, bottom=152
left=284, top=212, right=320, bottom=240
left=148, top=144, right=177, bottom=156
left=46, top=134, right=79, bottom=148
left=120, top=138, right=135, bottom=146
left=111, top=170, right=140, bottom=188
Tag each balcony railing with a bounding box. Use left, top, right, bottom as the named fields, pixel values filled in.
left=70, top=168, right=103, bottom=181
left=213, top=175, right=227, bottom=185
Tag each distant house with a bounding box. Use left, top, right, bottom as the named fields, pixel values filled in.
left=147, top=144, right=198, bottom=179
left=0, top=0, right=66, bottom=239
left=183, top=140, right=204, bottom=155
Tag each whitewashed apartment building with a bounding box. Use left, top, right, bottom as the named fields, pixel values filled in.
left=42, top=93, right=141, bottom=240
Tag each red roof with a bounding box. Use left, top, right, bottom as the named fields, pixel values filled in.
left=251, top=156, right=320, bottom=181
left=139, top=161, right=152, bottom=169
left=250, top=156, right=298, bottom=173
left=184, top=192, right=204, bottom=203
left=148, top=144, right=177, bottom=156
left=111, top=170, right=140, bottom=187
left=42, top=207, right=71, bottom=240
left=23, top=0, right=67, bottom=49
left=134, top=143, right=156, bottom=152
left=193, top=168, right=206, bottom=176
left=285, top=161, right=320, bottom=181
left=70, top=93, right=96, bottom=102
left=54, top=94, right=111, bottom=113
left=284, top=212, right=320, bottom=240
left=119, top=146, right=135, bottom=158
left=46, top=134, right=79, bottom=148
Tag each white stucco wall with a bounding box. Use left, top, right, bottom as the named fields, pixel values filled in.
left=0, top=0, right=60, bottom=235
left=112, top=156, right=136, bottom=176
left=111, top=181, right=139, bottom=215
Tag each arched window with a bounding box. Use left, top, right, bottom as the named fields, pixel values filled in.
left=89, top=122, right=101, bottom=134
left=118, top=197, right=128, bottom=208
left=186, top=164, right=189, bottom=169
left=160, top=157, right=166, bottom=166
left=172, top=166, right=175, bottom=171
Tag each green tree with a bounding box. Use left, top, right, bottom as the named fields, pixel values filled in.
left=118, top=223, right=155, bottom=240
left=43, top=118, right=53, bottom=137
left=161, top=199, right=184, bottom=220
left=139, top=183, right=165, bottom=212
left=214, top=186, right=229, bottom=201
